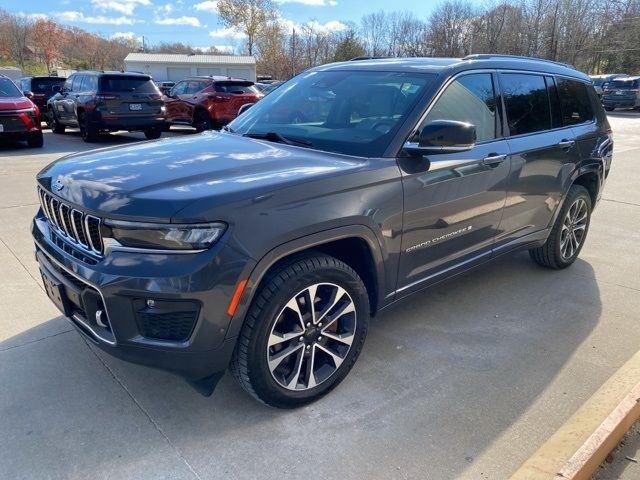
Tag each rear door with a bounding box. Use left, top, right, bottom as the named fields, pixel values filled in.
left=494, top=72, right=582, bottom=251
left=98, top=75, right=163, bottom=120
left=54, top=74, right=76, bottom=123
left=164, top=81, right=187, bottom=121
left=397, top=71, right=510, bottom=293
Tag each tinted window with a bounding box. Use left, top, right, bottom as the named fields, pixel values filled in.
left=591, top=78, right=604, bottom=87
left=63, top=76, right=74, bottom=93
left=20, top=78, right=29, bottom=90
left=228, top=70, right=435, bottom=157
left=608, top=79, right=639, bottom=89
left=171, top=81, right=187, bottom=95
left=501, top=73, right=550, bottom=136
left=72, top=75, right=85, bottom=92
left=422, top=73, right=497, bottom=142
left=557, top=78, right=594, bottom=125
left=545, top=76, right=563, bottom=129
left=0, top=78, right=22, bottom=97
left=30, top=77, right=65, bottom=94
left=100, top=75, right=158, bottom=93
left=215, top=82, right=259, bottom=94
left=84, top=75, right=98, bottom=92
left=185, top=81, right=207, bottom=94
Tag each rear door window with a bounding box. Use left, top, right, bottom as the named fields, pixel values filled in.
left=556, top=78, right=594, bottom=125
left=501, top=73, right=551, bottom=136
left=421, top=73, right=497, bottom=142
left=545, top=76, right=563, bottom=129
left=100, top=76, right=157, bottom=93
left=215, top=82, right=259, bottom=94
left=63, top=76, right=74, bottom=93
left=71, top=75, right=84, bottom=93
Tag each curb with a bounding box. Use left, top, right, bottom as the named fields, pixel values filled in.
left=510, top=350, right=640, bottom=480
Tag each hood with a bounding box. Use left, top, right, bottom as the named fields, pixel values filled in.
left=0, top=97, right=34, bottom=111
left=37, top=131, right=363, bottom=221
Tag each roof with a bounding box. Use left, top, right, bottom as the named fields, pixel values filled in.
left=318, top=55, right=589, bottom=81
left=124, top=53, right=256, bottom=65
left=185, top=75, right=253, bottom=82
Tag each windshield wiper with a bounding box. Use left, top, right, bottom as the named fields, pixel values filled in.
left=243, top=131, right=313, bottom=148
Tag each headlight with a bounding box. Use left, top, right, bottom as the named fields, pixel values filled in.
left=105, top=220, right=227, bottom=250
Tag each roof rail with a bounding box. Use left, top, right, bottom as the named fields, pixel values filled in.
left=349, top=56, right=392, bottom=61
left=462, top=54, right=575, bottom=69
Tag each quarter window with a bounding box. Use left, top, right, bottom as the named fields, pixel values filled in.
left=501, top=73, right=550, bottom=136
left=72, top=75, right=84, bottom=93
left=422, top=73, right=497, bottom=142
left=556, top=78, right=594, bottom=125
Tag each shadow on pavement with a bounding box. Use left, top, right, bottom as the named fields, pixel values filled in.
left=0, top=251, right=603, bottom=479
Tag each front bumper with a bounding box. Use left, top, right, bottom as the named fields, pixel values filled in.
left=32, top=212, right=251, bottom=383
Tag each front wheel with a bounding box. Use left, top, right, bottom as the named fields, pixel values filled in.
left=231, top=254, right=370, bottom=408
left=193, top=110, right=211, bottom=132
left=27, top=131, right=44, bottom=148
left=144, top=127, right=162, bottom=140
left=49, top=110, right=65, bottom=134
left=529, top=184, right=592, bottom=269
left=79, top=112, right=99, bottom=143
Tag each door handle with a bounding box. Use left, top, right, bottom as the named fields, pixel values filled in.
left=557, top=139, right=575, bottom=149
left=482, top=153, right=507, bottom=166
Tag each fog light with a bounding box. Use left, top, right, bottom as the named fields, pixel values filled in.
left=146, top=299, right=155, bottom=308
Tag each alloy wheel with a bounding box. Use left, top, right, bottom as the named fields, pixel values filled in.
left=267, top=283, right=357, bottom=391
left=560, top=197, right=588, bottom=260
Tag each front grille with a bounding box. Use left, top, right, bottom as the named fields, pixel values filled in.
left=38, top=186, right=103, bottom=256
left=136, top=310, right=198, bottom=342
left=0, top=114, right=27, bottom=132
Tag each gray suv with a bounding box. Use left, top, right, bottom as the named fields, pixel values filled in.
left=32, top=55, right=612, bottom=407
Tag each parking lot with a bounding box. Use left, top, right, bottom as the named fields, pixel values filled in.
left=1, top=114, right=639, bottom=479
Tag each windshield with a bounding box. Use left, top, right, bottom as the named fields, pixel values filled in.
left=0, top=78, right=22, bottom=97
left=227, top=70, right=435, bottom=157
left=30, top=77, right=65, bottom=93
left=100, top=76, right=158, bottom=93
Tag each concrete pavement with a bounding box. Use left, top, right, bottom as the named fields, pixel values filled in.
left=0, top=118, right=639, bottom=479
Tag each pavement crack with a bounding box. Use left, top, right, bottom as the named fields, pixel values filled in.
left=0, top=328, right=74, bottom=352
left=601, top=198, right=640, bottom=208
left=0, top=236, right=45, bottom=292
left=81, top=338, right=202, bottom=480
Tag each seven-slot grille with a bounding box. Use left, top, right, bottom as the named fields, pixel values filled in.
left=38, top=186, right=103, bottom=255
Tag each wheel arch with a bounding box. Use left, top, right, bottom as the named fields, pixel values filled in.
left=225, top=225, right=387, bottom=340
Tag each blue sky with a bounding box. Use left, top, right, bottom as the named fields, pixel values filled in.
left=6, top=0, right=441, bottom=52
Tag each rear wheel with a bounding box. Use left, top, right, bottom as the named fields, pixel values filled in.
left=49, top=110, right=65, bottom=134
left=144, top=127, right=162, bottom=140
left=27, top=131, right=44, bottom=148
left=605, top=106, right=615, bottom=112
left=230, top=254, right=370, bottom=408
left=79, top=112, right=99, bottom=143
left=193, top=110, right=211, bottom=132
left=529, top=184, right=592, bottom=269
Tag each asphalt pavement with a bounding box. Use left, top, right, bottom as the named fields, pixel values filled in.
left=0, top=116, right=639, bottom=480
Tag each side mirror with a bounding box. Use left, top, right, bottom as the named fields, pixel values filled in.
left=237, top=103, right=255, bottom=116
left=405, top=120, right=476, bottom=155
left=52, top=85, right=61, bottom=93
left=23, top=90, right=33, bottom=99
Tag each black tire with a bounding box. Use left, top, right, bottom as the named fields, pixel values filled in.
left=193, top=110, right=211, bottom=132
left=79, top=112, right=99, bottom=143
left=49, top=109, right=65, bottom=134
left=605, top=106, right=614, bottom=112
left=529, top=184, right=592, bottom=269
left=27, top=131, right=44, bottom=148
left=230, top=253, right=370, bottom=408
left=144, top=127, right=162, bottom=140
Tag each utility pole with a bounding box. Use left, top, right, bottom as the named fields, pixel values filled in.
left=291, top=27, right=296, bottom=79
left=142, top=36, right=146, bottom=53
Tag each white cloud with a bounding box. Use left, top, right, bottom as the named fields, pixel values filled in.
left=155, top=16, right=202, bottom=26
left=156, top=3, right=173, bottom=14
left=110, top=31, right=138, bottom=40
left=194, top=0, right=218, bottom=12
left=279, top=18, right=346, bottom=34
left=213, top=45, right=235, bottom=53
left=56, top=11, right=138, bottom=25
left=209, top=27, right=245, bottom=39
left=91, top=0, right=151, bottom=15
left=17, top=12, right=49, bottom=20
left=276, top=0, right=336, bottom=5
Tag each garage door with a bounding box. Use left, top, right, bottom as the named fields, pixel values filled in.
left=228, top=68, right=251, bottom=80
left=167, top=67, right=191, bottom=82
left=197, top=67, right=222, bottom=76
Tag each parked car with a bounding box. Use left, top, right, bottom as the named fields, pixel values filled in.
left=261, top=80, right=284, bottom=95
left=47, top=71, right=166, bottom=142
left=155, top=81, right=175, bottom=95
left=602, top=76, right=640, bottom=111
left=0, top=74, right=43, bottom=147
left=33, top=55, right=612, bottom=407
left=19, top=75, right=66, bottom=124
left=590, top=74, right=628, bottom=98
left=163, top=76, right=262, bottom=131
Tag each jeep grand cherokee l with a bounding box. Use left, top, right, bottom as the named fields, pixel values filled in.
left=47, top=71, right=165, bottom=142
left=0, top=74, right=43, bottom=148
left=33, top=55, right=612, bottom=408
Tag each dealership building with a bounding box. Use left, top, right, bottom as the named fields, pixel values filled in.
left=123, top=53, right=257, bottom=83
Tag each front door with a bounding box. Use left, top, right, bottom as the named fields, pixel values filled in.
left=397, top=72, right=510, bottom=294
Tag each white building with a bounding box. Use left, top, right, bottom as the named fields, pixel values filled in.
left=123, top=53, right=257, bottom=83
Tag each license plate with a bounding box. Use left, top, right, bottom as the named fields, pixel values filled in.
left=615, top=91, right=624, bottom=95
left=129, top=103, right=143, bottom=111
left=41, top=269, right=71, bottom=316
left=0, top=124, right=3, bottom=133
